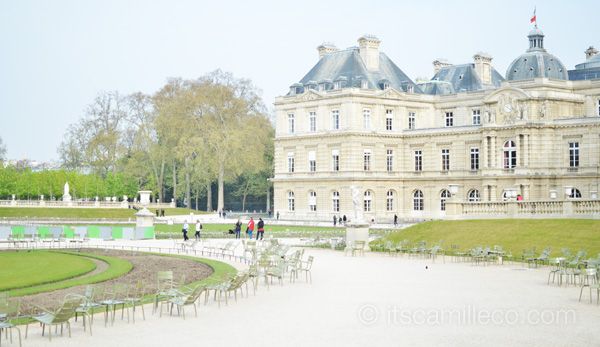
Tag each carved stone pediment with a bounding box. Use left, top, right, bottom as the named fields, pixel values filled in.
left=483, top=87, right=530, bottom=125
left=376, top=88, right=404, bottom=99
left=297, top=90, right=323, bottom=102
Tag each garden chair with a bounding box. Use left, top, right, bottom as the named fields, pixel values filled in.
left=548, top=257, right=567, bottom=285
left=161, top=284, right=206, bottom=319
left=74, top=285, right=103, bottom=335
left=265, top=259, right=286, bottom=287
left=247, top=263, right=260, bottom=294
left=204, top=274, right=234, bottom=307
left=579, top=268, right=599, bottom=303
left=26, top=295, right=84, bottom=341
left=298, top=256, right=314, bottom=283
left=99, top=284, right=128, bottom=326
left=223, top=273, right=249, bottom=302
left=153, top=271, right=175, bottom=313
left=0, top=299, right=21, bottom=347
left=124, top=280, right=146, bottom=323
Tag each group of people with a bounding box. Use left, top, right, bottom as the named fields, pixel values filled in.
left=233, top=217, right=265, bottom=240
left=181, top=217, right=265, bottom=241
left=333, top=214, right=400, bottom=227
left=181, top=220, right=203, bottom=241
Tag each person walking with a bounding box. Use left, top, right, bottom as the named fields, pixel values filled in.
left=276, top=211, right=280, bottom=220
left=256, top=218, right=265, bottom=240
left=247, top=217, right=255, bottom=239
left=194, top=220, right=202, bottom=240
left=333, top=215, right=337, bottom=226
left=342, top=215, right=347, bottom=225
left=394, top=214, right=398, bottom=227
left=182, top=221, right=189, bottom=241
left=234, top=219, right=242, bottom=239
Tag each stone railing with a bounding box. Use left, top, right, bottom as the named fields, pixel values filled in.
left=446, top=200, right=600, bottom=219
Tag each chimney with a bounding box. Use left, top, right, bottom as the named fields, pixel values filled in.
left=317, top=42, right=338, bottom=59
left=432, top=59, right=452, bottom=74
left=585, top=46, right=599, bottom=60
left=358, top=35, right=381, bottom=71
left=473, top=52, right=493, bottom=85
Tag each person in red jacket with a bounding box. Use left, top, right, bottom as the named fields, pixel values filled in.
left=247, top=217, right=255, bottom=239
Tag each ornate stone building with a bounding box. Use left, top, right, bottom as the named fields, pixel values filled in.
left=272, top=29, right=600, bottom=221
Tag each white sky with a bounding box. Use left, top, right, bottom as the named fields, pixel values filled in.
left=1, top=0, right=599, bottom=161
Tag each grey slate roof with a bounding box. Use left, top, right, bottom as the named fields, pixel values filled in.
left=294, top=47, right=422, bottom=93
left=506, top=28, right=568, bottom=81
left=569, top=54, right=600, bottom=81
left=421, top=64, right=504, bottom=95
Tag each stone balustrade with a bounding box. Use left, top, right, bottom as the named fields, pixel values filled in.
left=446, top=200, right=600, bottom=219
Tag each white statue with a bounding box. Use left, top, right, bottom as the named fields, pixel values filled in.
left=350, top=185, right=364, bottom=223
left=63, top=182, right=72, bottom=202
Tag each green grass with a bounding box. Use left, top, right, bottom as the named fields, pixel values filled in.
left=8, top=251, right=133, bottom=297
left=0, top=251, right=96, bottom=291
left=372, top=219, right=600, bottom=256
left=0, top=207, right=204, bottom=219
left=154, top=223, right=339, bottom=233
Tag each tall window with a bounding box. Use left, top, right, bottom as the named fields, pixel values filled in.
left=332, top=150, right=340, bottom=172
left=386, top=190, right=395, bottom=211
left=308, top=151, right=316, bottom=172
left=569, top=188, right=582, bottom=199
left=408, top=112, right=415, bottom=130
left=287, top=191, right=295, bottom=211
left=308, top=191, right=317, bottom=212
left=470, top=147, right=480, bottom=170
left=287, top=153, right=295, bottom=173
left=363, top=109, right=371, bottom=130
left=472, top=109, right=481, bottom=125
left=413, top=190, right=424, bottom=211
left=363, top=149, right=371, bottom=171
left=569, top=142, right=579, bottom=168
left=385, top=109, right=393, bottom=131
left=288, top=113, right=295, bottom=134
left=440, top=189, right=450, bottom=211
left=445, top=112, right=454, bottom=127
left=468, top=189, right=481, bottom=202
left=441, top=149, right=450, bottom=171
left=503, top=140, right=517, bottom=169
left=414, top=150, right=422, bottom=172
left=309, top=111, right=317, bottom=132
left=331, top=110, right=340, bottom=130
left=386, top=149, right=393, bottom=172
left=332, top=191, right=340, bottom=212
left=597, top=99, right=600, bottom=117
left=363, top=190, right=372, bottom=212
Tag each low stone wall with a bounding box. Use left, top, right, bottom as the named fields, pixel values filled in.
left=446, top=200, right=600, bottom=219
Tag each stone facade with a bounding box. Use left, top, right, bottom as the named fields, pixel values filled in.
left=273, top=32, right=600, bottom=222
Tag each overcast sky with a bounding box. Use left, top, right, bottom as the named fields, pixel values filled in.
left=1, top=0, right=598, bottom=161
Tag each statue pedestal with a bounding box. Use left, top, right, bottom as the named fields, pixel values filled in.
left=346, top=222, right=370, bottom=251
left=135, top=208, right=155, bottom=228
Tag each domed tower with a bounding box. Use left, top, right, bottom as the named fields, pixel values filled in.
left=506, top=28, right=568, bottom=81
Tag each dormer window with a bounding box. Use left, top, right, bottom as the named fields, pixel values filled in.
left=333, top=81, right=341, bottom=90
left=383, top=82, right=390, bottom=90
left=361, top=80, right=369, bottom=89
left=407, top=85, right=414, bottom=94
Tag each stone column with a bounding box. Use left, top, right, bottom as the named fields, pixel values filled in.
left=523, top=185, right=530, bottom=200
left=524, top=134, right=530, bottom=167
left=490, top=185, right=497, bottom=202
left=491, top=136, right=497, bottom=168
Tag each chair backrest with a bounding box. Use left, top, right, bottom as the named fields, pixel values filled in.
left=184, top=285, right=206, bottom=305
left=2, top=299, right=20, bottom=320
left=53, top=295, right=84, bottom=323
left=305, top=256, right=314, bottom=270
left=0, top=291, right=8, bottom=306
left=157, top=271, right=174, bottom=290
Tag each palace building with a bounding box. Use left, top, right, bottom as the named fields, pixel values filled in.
left=272, top=28, right=600, bottom=221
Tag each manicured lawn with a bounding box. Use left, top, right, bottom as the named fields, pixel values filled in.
left=0, top=251, right=96, bottom=291
left=8, top=251, right=133, bottom=297
left=154, top=223, right=339, bottom=234
left=0, top=207, right=203, bottom=219
left=373, top=219, right=600, bottom=256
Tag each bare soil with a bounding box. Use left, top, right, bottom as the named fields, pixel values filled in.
left=18, top=249, right=213, bottom=314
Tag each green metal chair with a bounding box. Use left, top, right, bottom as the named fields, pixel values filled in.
left=74, top=285, right=103, bottom=335
left=26, top=295, right=84, bottom=341
left=579, top=268, right=599, bottom=303
left=99, top=284, right=128, bottom=326
left=124, top=280, right=146, bottom=323
left=0, top=299, right=21, bottom=347
left=162, top=284, right=206, bottom=319
left=298, top=256, right=314, bottom=283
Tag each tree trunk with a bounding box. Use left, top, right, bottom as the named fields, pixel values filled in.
left=158, top=160, right=165, bottom=202
left=172, top=160, right=177, bottom=206
left=185, top=158, right=191, bottom=208
left=217, top=162, right=225, bottom=212
left=195, top=193, right=199, bottom=211
left=206, top=182, right=212, bottom=212
left=242, top=193, right=247, bottom=212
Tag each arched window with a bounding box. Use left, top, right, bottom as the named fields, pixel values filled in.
left=287, top=191, right=295, bottom=212
left=332, top=191, right=340, bottom=212
left=569, top=188, right=582, bottom=199
left=468, top=189, right=481, bottom=202
left=413, top=190, right=424, bottom=211
left=386, top=190, right=395, bottom=211
left=440, top=189, right=450, bottom=211
left=364, top=190, right=373, bottom=212
left=308, top=191, right=317, bottom=212
left=503, top=140, right=517, bottom=169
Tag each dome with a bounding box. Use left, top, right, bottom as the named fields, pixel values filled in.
left=506, top=28, right=568, bottom=81
left=575, top=53, right=600, bottom=70
left=506, top=52, right=568, bottom=80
